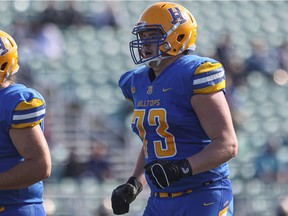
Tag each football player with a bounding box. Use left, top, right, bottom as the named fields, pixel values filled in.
left=111, top=2, right=238, bottom=216
left=0, top=30, right=51, bottom=215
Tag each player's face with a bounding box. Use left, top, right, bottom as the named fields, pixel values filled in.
left=139, top=30, right=161, bottom=59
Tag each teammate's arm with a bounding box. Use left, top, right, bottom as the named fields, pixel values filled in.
left=0, top=125, right=51, bottom=190
left=189, top=91, right=238, bottom=174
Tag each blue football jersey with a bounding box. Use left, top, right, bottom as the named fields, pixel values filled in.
left=119, top=55, right=230, bottom=192
left=0, top=84, right=46, bottom=205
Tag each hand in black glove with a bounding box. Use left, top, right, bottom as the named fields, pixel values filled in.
left=111, top=176, right=143, bottom=215
left=144, top=159, right=193, bottom=189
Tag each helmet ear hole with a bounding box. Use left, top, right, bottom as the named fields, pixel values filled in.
left=0, top=49, right=8, bottom=55
left=177, top=34, right=185, bottom=42
left=1, top=62, right=7, bottom=70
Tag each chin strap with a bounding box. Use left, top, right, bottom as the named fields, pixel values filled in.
left=144, top=57, right=161, bottom=68
left=144, top=55, right=173, bottom=68
left=3, top=59, right=19, bottom=82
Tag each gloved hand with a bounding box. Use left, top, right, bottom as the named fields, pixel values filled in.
left=144, top=159, right=193, bottom=189
left=111, top=176, right=143, bottom=215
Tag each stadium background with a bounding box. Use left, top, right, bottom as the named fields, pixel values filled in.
left=1, top=0, right=288, bottom=215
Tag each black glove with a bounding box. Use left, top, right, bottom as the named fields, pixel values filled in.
left=111, top=176, right=143, bottom=215
left=144, top=159, right=193, bottom=189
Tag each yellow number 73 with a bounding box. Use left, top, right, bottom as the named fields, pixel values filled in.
left=132, top=108, right=176, bottom=158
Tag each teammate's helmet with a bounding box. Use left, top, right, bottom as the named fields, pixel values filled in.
left=0, top=30, right=19, bottom=83
left=129, top=2, right=197, bottom=65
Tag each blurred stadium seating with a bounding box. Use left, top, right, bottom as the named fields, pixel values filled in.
left=1, top=1, right=288, bottom=215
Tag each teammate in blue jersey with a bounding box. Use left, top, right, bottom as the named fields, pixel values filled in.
left=111, top=2, right=238, bottom=216
left=0, top=30, right=51, bottom=215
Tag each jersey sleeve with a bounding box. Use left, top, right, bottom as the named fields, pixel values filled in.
left=192, top=60, right=226, bottom=94
left=11, top=91, right=46, bottom=129
left=118, top=71, right=134, bottom=101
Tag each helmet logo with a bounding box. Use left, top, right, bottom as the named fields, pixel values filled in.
left=0, top=38, right=8, bottom=56
left=167, top=7, right=186, bottom=25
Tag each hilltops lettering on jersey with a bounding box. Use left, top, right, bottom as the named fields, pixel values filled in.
left=137, top=99, right=160, bottom=107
